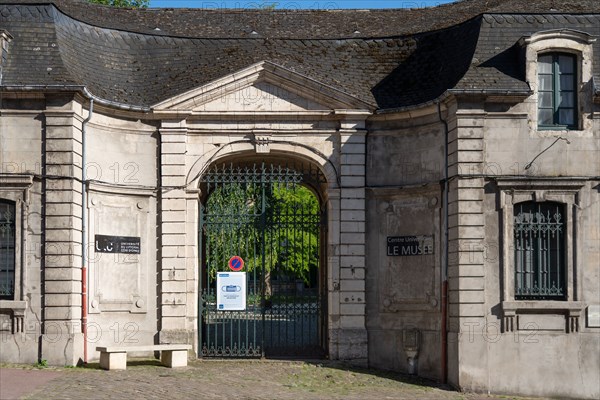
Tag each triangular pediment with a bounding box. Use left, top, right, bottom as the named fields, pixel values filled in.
left=152, top=61, right=373, bottom=113
left=197, top=81, right=328, bottom=112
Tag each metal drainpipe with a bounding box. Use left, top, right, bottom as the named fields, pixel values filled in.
left=437, top=101, right=449, bottom=384
left=81, top=99, right=94, bottom=364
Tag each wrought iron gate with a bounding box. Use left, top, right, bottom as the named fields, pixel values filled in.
left=199, top=163, right=326, bottom=358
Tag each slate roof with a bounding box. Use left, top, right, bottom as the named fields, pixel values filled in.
left=455, top=13, right=600, bottom=94
left=0, top=0, right=599, bottom=110
left=2, top=0, right=599, bottom=40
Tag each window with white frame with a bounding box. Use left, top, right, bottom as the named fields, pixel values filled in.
left=520, top=29, right=596, bottom=133
left=537, top=53, right=578, bottom=129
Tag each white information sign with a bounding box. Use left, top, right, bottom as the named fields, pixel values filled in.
left=216, top=272, right=247, bottom=311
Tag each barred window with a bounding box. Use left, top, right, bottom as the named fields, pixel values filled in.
left=0, top=200, right=16, bottom=300
left=514, top=202, right=566, bottom=300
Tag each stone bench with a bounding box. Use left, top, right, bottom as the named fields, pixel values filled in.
left=96, top=344, right=192, bottom=370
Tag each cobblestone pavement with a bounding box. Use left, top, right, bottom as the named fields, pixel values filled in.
left=1, top=360, right=544, bottom=400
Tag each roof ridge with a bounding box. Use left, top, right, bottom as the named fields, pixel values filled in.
left=0, top=0, right=488, bottom=40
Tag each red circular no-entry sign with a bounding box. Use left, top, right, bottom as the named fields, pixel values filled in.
left=228, top=256, right=245, bottom=271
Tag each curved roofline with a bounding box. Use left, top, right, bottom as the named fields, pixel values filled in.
left=49, top=0, right=486, bottom=40
left=45, top=2, right=488, bottom=41
left=2, top=0, right=598, bottom=40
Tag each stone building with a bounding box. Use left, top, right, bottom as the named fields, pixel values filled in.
left=0, top=0, right=599, bottom=397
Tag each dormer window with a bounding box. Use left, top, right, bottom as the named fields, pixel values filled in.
left=537, top=53, right=577, bottom=129
left=520, top=29, right=596, bottom=133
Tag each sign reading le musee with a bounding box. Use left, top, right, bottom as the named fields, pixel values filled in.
left=95, top=235, right=141, bottom=254
left=387, top=235, right=434, bottom=256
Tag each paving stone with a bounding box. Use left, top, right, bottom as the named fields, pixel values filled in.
left=0, top=361, right=552, bottom=400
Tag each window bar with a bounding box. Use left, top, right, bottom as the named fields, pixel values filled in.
left=542, top=214, right=549, bottom=295
left=518, top=204, right=523, bottom=295
left=525, top=213, right=531, bottom=294
left=547, top=207, right=553, bottom=296
left=555, top=205, right=561, bottom=296
left=518, top=220, right=523, bottom=295
left=537, top=205, right=543, bottom=295
left=515, top=206, right=522, bottom=295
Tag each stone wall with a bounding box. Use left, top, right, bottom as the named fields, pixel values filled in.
left=366, top=109, right=445, bottom=380
left=447, top=94, right=600, bottom=398
left=0, top=74, right=598, bottom=398
left=84, top=112, right=159, bottom=356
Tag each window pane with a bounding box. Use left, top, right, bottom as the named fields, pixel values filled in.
left=559, top=92, right=575, bottom=108
left=538, top=55, right=553, bottom=73
left=539, top=74, right=553, bottom=91
left=558, top=55, right=575, bottom=74
left=539, top=92, right=553, bottom=108
left=559, top=75, right=575, bottom=91
left=538, top=109, right=553, bottom=125
left=559, top=109, right=575, bottom=126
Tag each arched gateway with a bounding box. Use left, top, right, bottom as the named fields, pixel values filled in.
left=198, top=159, right=328, bottom=357
left=152, top=60, right=372, bottom=363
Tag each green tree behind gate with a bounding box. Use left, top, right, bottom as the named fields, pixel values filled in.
left=204, top=182, right=319, bottom=297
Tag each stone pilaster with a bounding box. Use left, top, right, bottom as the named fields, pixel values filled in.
left=42, top=97, right=84, bottom=365
left=158, top=119, right=190, bottom=344
left=331, top=127, right=368, bottom=365
left=446, top=109, right=487, bottom=387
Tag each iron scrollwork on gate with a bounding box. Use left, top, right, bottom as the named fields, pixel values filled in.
left=199, top=163, right=326, bottom=358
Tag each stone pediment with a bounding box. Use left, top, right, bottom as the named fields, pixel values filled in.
left=152, top=61, right=372, bottom=113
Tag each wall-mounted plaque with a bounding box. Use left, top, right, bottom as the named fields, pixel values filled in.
left=588, top=305, right=600, bottom=328
left=387, top=235, right=434, bottom=256
left=95, top=235, right=141, bottom=254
